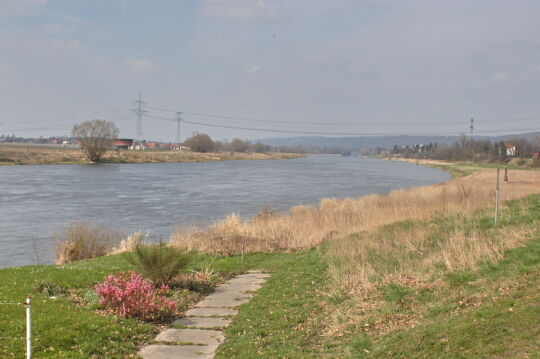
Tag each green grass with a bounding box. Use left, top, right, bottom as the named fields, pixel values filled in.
left=322, top=194, right=540, bottom=358
left=362, top=237, right=540, bottom=359
left=0, top=255, right=154, bottom=358
left=2, top=196, right=539, bottom=358
left=0, top=249, right=324, bottom=358
left=426, top=160, right=540, bottom=179
left=215, top=249, right=327, bottom=359
left=0, top=251, right=274, bottom=357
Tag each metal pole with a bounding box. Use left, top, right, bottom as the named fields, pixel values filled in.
left=495, top=168, right=500, bottom=224
left=26, top=297, right=31, bottom=359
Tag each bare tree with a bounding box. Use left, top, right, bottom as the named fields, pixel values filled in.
left=184, top=132, right=215, bottom=153
left=72, top=120, right=119, bottom=162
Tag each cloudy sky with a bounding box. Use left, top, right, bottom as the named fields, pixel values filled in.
left=1, top=0, right=540, bottom=141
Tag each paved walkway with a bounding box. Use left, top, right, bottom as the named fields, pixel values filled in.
left=139, top=270, right=271, bottom=359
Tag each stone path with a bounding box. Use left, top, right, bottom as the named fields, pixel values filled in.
left=139, top=270, right=271, bottom=359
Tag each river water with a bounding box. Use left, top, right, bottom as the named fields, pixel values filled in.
left=0, top=156, right=451, bottom=268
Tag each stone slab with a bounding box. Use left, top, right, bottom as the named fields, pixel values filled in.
left=156, top=328, right=224, bottom=349
left=173, top=316, right=232, bottom=329
left=138, top=271, right=272, bottom=359
left=139, top=345, right=213, bottom=359
left=185, top=307, right=238, bottom=317
left=202, top=292, right=253, bottom=301
left=196, top=296, right=251, bottom=308
left=215, top=283, right=262, bottom=292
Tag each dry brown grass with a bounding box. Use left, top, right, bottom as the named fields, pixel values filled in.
left=317, top=189, right=540, bottom=338
left=55, top=223, right=123, bottom=264
left=0, top=144, right=303, bottom=165
left=106, top=150, right=302, bottom=163
left=170, top=169, right=540, bottom=255
left=325, top=218, right=535, bottom=295
left=0, top=145, right=87, bottom=165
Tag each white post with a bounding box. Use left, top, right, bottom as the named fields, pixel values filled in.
left=494, top=168, right=500, bottom=224
left=26, top=297, right=31, bottom=359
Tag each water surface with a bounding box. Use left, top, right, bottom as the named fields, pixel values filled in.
left=0, top=156, right=451, bottom=267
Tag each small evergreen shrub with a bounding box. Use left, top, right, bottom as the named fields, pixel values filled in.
left=126, top=244, right=192, bottom=286
left=95, top=271, right=176, bottom=321
left=34, top=280, right=67, bottom=296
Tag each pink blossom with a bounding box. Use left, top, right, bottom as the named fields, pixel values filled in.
left=95, top=271, right=176, bottom=321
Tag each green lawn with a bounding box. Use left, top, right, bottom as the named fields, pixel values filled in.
left=319, top=195, right=540, bottom=359
left=0, top=249, right=325, bottom=358
left=1, top=196, right=539, bottom=358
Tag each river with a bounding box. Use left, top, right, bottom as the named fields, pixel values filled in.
left=0, top=156, right=451, bottom=268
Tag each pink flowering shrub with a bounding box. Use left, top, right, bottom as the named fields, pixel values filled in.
left=95, top=271, right=177, bottom=321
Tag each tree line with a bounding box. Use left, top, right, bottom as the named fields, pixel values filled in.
left=383, top=134, right=540, bottom=163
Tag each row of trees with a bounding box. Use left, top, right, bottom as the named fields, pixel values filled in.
left=183, top=132, right=272, bottom=153
left=385, top=134, right=540, bottom=162
left=71, top=121, right=276, bottom=162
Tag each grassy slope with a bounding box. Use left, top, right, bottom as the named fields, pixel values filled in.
left=321, top=195, right=540, bottom=359
left=0, top=250, right=324, bottom=358
left=402, top=159, right=539, bottom=178
left=1, top=165, right=538, bottom=358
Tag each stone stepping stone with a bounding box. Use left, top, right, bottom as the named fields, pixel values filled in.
left=139, top=344, right=213, bottom=359
left=196, top=295, right=252, bottom=308
left=185, top=307, right=238, bottom=317
left=173, top=316, right=231, bottom=329
left=156, top=328, right=224, bottom=348
left=138, top=271, right=271, bottom=359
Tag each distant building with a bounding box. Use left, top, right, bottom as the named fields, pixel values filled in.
left=505, top=143, right=516, bottom=157
left=112, top=139, right=134, bottom=150
left=173, top=145, right=190, bottom=151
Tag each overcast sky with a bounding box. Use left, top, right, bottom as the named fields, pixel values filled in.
left=1, top=0, right=540, bottom=141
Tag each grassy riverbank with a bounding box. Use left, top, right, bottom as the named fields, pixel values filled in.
left=381, top=157, right=540, bottom=178
left=0, top=251, right=316, bottom=358
left=2, top=161, right=539, bottom=358
left=214, top=194, right=540, bottom=358
left=0, top=144, right=303, bottom=165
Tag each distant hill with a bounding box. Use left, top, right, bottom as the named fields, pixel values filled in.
left=259, top=132, right=540, bottom=152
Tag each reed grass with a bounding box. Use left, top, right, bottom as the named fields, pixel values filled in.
left=170, top=169, right=540, bottom=255
left=54, top=223, right=123, bottom=264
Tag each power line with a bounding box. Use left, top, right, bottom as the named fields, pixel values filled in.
left=146, top=105, right=540, bottom=127
left=143, top=113, right=539, bottom=136
left=10, top=107, right=129, bottom=126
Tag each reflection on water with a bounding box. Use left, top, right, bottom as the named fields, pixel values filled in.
left=0, top=156, right=451, bottom=267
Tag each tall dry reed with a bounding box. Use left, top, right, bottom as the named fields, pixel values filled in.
left=55, top=223, right=123, bottom=264
left=170, top=169, right=540, bottom=255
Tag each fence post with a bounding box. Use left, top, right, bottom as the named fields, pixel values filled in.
left=26, top=297, right=31, bottom=359
left=504, top=165, right=508, bottom=182
left=494, top=168, right=500, bottom=224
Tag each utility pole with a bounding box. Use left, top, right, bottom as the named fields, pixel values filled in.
left=131, top=93, right=146, bottom=148
left=176, top=112, right=183, bottom=144
left=494, top=168, right=500, bottom=224
left=470, top=118, right=475, bottom=161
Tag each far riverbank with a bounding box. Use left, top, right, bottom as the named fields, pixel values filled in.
left=0, top=144, right=304, bottom=165
left=373, top=156, right=540, bottom=178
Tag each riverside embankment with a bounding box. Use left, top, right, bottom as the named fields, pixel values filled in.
left=0, top=144, right=303, bottom=165
left=1, top=161, right=539, bottom=359
left=0, top=156, right=451, bottom=268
